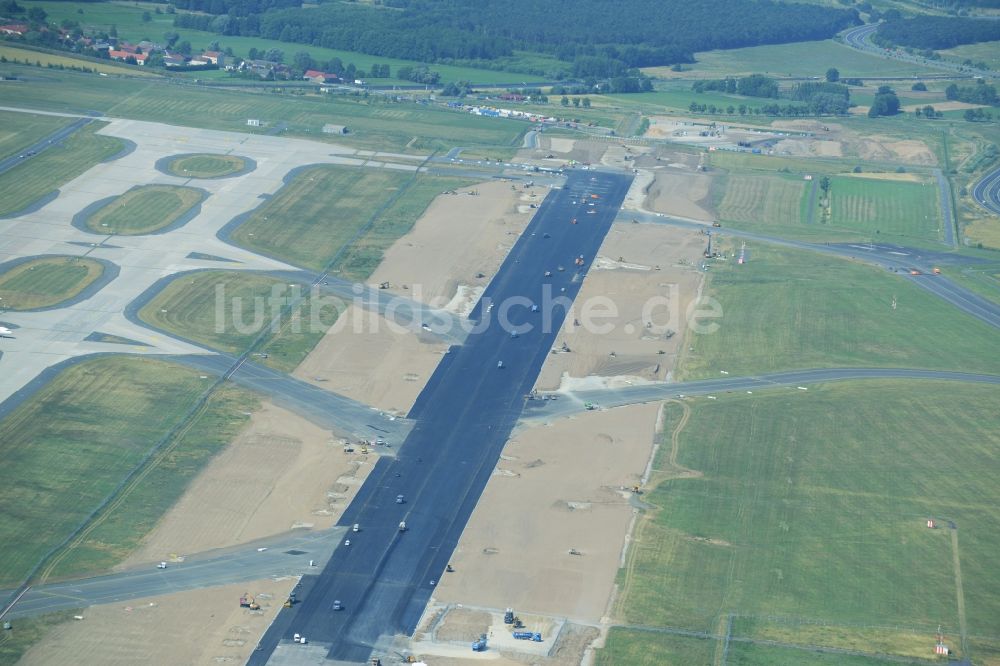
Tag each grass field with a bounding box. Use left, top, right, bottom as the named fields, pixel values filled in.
left=46, top=383, right=257, bottom=580
left=85, top=184, right=205, bottom=234
left=612, top=381, right=1000, bottom=662
left=22, top=0, right=562, bottom=85
left=330, top=174, right=476, bottom=280
left=165, top=153, right=246, bottom=178
left=0, top=65, right=526, bottom=153
left=0, top=256, right=104, bottom=310
left=0, top=121, right=123, bottom=217
left=828, top=176, right=941, bottom=241
left=644, top=39, right=942, bottom=79
left=708, top=150, right=847, bottom=176
left=231, top=166, right=412, bottom=270
left=138, top=270, right=328, bottom=356
left=0, top=611, right=76, bottom=664
left=0, top=109, right=70, bottom=161
left=0, top=43, right=157, bottom=77
left=939, top=40, right=1000, bottom=72
left=0, top=356, right=218, bottom=588
left=715, top=174, right=810, bottom=228
left=680, top=242, right=1000, bottom=379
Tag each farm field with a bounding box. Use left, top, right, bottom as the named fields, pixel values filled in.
left=165, top=153, right=247, bottom=178
left=44, top=384, right=257, bottom=581
left=827, top=175, right=941, bottom=241
left=0, top=65, right=526, bottom=153
left=230, top=166, right=411, bottom=271
left=0, top=357, right=221, bottom=588
left=679, top=243, right=1000, bottom=379
left=0, top=121, right=124, bottom=217
left=612, top=382, right=1000, bottom=663
left=0, top=43, right=157, bottom=77
left=0, top=611, right=76, bottom=665
left=0, top=109, right=70, bottom=161
left=21, top=0, right=559, bottom=85
left=714, top=173, right=810, bottom=228
left=645, top=39, right=941, bottom=79
left=85, top=185, right=205, bottom=235
left=138, top=271, right=324, bottom=356
left=0, top=256, right=104, bottom=310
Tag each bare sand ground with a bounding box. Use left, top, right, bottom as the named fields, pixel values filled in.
left=902, top=100, right=985, bottom=113
left=432, top=402, right=661, bottom=623
left=294, top=305, right=449, bottom=416
left=125, top=400, right=373, bottom=565
left=643, top=170, right=715, bottom=221
left=535, top=224, right=706, bottom=391
left=18, top=579, right=294, bottom=666
left=770, top=120, right=936, bottom=165
left=370, top=180, right=545, bottom=308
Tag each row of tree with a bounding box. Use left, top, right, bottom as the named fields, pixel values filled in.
left=946, top=82, right=999, bottom=106
left=874, top=17, right=1000, bottom=50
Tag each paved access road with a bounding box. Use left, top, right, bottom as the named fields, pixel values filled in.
left=973, top=165, right=1000, bottom=217
left=624, top=211, right=1000, bottom=330
left=0, top=117, right=93, bottom=177
left=524, top=368, right=1000, bottom=419
left=249, top=171, right=633, bottom=664
left=4, top=529, right=345, bottom=620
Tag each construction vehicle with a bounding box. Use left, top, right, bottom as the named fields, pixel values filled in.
left=712, top=221, right=721, bottom=227
left=631, top=485, right=642, bottom=494
left=584, top=402, right=597, bottom=411
left=240, top=593, right=261, bottom=610
left=472, top=634, right=488, bottom=651
left=504, top=608, right=515, bottom=624
left=513, top=631, right=543, bottom=642
left=157, top=561, right=167, bottom=569
left=378, top=282, right=390, bottom=289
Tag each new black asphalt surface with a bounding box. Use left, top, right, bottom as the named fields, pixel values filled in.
left=249, top=170, right=633, bottom=664
left=973, top=165, right=1000, bottom=217
left=523, top=368, right=1000, bottom=419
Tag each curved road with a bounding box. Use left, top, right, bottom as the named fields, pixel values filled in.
left=973, top=165, right=1000, bottom=216
left=841, top=24, right=998, bottom=80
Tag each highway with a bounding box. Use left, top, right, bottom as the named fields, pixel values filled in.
left=249, top=170, right=633, bottom=664
left=621, top=210, right=1000, bottom=329
left=4, top=529, right=345, bottom=620
left=840, top=24, right=997, bottom=80
left=523, top=368, right=1000, bottom=419
left=972, top=165, right=1000, bottom=217
left=0, top=117, right=93, bottom=179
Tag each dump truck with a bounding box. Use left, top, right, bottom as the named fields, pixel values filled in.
left=240, top=594, right=261, bottom=610
left=472, top=634, right=488, bottom=651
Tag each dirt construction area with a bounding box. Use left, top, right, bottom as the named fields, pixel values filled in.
left=125, top=400, right=373, bottom=565
left=370, top=180, right=547, bottom=309
left=535, top=223, right=707, bottom=391
left=432, top=401, right=662, bottom=623
left=18, top=579, right=293, bottom=666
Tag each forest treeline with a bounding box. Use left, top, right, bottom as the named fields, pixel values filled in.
left=172, top=0, right=857, bottom=75
left=874, top=17, right=1000, bottom=49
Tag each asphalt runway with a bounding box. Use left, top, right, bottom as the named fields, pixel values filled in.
left=249, top=170, right=633, bottom=664
left=972, top=165, right=1000, bottom=217
left=523, top=368, right=1000, bottom=419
